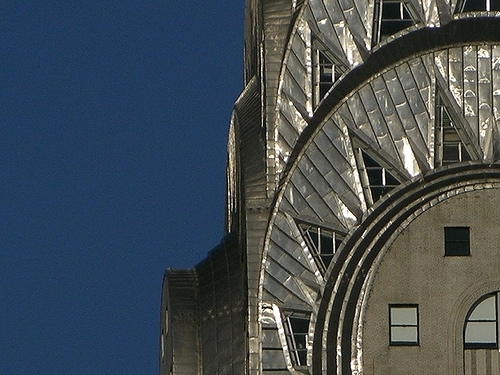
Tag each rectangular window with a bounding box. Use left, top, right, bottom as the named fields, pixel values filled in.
left=445, top=227, right=470, bottom=256
left=389, top=304, right=419, bottom=345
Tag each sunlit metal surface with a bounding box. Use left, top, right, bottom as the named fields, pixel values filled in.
left=260, top=2, right=500, bottom=374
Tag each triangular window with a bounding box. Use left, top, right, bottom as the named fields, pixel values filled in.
left=457, top=0, right=500, bottom=12
left=373, top=1, right=415, bottom=44
left=283, top=311, right=310, bottom=367
left=312, top=41, right=346, bottom=106
left=299, top=224, right=344, bottom=274
left=435, top=103, right=471, bottom=167
left=360, top=151, right=400, bottom=203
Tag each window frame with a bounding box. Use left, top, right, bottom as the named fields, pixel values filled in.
left=464, top=293, right=499, bottom=349
left=311, top=40, right=346, bottom=107
left=457, top=0, right=500, bottom=12
left=435, top=101, right=471, bottom=167
left=299, top=223, right=345, bottom=275
left=282, top=311, right=310, bottom=367
left=357, top=150, right=400, bottom=204
left=389, top=304, right=420, bottom=346
left=373, top=0, right=415, bottom=45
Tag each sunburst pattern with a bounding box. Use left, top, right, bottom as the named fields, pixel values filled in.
left=258, top=2, right=500, bottom=372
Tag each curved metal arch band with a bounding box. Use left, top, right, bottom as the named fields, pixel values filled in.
left=311, top=163, right=500, bottom=374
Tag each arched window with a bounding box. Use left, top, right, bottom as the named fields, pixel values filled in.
left=464, top=293, right=498, bottom=349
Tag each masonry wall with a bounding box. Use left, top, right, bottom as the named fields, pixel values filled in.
left=363, top=187, right=500, bottom=374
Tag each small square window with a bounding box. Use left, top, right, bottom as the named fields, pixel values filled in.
left=445, top=227, right=470, bottom=256
left=389, top=305, right=419, bottom=345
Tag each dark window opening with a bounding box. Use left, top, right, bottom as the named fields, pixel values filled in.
left=312, top=46, right=345, bottom=106
left=374, top=1, right=415, bottom=44
left=283, top=311, right=310, bottom=366
left=458, top=0, right=500, bottom=12
left=389, top=304, right=419, bottom=345
left=444, top=227, right=470, bottom=256
left=361, top=152, right=400, bottom=203
left=299, top=224, right=344, bottom=274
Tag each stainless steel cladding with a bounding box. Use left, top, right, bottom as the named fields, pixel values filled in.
left=162, top=2, right=500, bottom=374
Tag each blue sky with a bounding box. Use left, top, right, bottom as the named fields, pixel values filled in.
left=0, top=1, right=244, bottom=373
